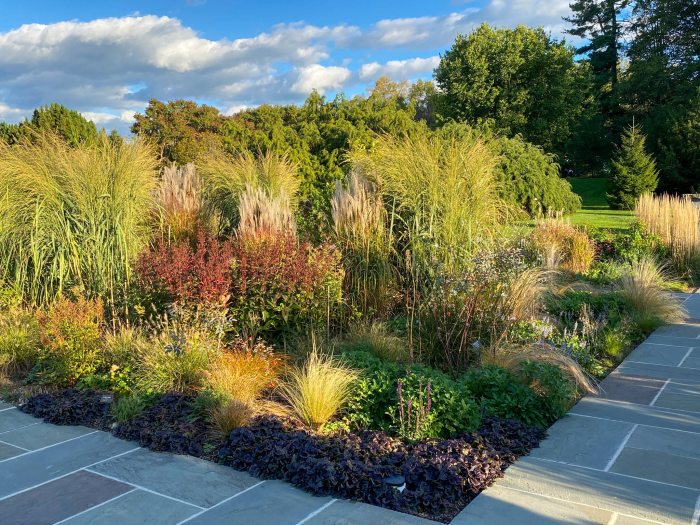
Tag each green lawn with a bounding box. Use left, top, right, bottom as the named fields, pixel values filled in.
left=566, top=178, right=635, bottom=231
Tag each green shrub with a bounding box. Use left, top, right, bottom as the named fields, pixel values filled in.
left=336, top=323, right=410, bottom=363
left=463, top=363, right=576, bottom=428
left=0, top=308, right=40, bottom=379
left=133, top=328, right=218, bottom=394
left=491, top=134, right=581, bottom=216
left=32, top=297, right=104, bottom=387
left=342, top=351, right=480, bottom=438
left=112, top=394, right=155, bottom=423
left=462, top=366, right=546, bottom=427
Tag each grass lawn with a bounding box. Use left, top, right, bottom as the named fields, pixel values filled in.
left=566, top=177, right=635, bottom=231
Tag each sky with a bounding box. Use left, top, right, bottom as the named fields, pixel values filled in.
left=0, top=0, right=576, bottom=133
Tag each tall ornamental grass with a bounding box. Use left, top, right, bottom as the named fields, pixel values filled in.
left=0, top=134, right=157, bottom=306
left=635, top=193, right=700, bottom=275
left=156, top=163, right=209, bottom=241
left=350, top=133, right=508, bottom=277
left=197, top=149, right=299, bottom=232
left=331, top=171, right=394, bottom=316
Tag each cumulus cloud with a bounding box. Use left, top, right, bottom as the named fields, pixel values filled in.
left=0, top=1, right=573, bottom=132
left=292, top=64, right=351, bottom=94
left=359, top=56, right=441, bottom=82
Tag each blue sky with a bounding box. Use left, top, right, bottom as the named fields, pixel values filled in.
left=0, top=0, right=575, bottom=132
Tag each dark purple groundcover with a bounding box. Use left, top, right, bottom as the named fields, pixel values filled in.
left=21, top=390, right=545, bottom=523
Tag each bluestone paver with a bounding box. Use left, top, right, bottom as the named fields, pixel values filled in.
left=60, top=489, right=200, bottom=525
left=530, top=414, right=634, bottom=469
left=451, top=484, right=613, bottom=525
left=182, top=481, right=333, bottom=525
left=306, top=499, right=439, bottom=525
left=627, top=425, right=700, bottom=460
left=610, top=446, right=700, bottom=489
left=0, top=440, right=24, bottom=460
left=89, top=447, right=260, bottom=508
left=627, top=342, right=691, bottom=365
left=0, top=408, right=37, bottom=432
left=0, top=431, right=136, bottom=498
left=0, top=470, right=131, bottom=525
left=596, top=373, right=664, bottom=404
left=618, top=360, right=700, bottom=382
left=0, top=421, right=93, bottom=450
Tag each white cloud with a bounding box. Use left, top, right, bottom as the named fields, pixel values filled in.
left=0, top=2, right=574, bottom=133
left=292, top=64, right=351, bottom=95
left=359, top=56, right=441, bottom=82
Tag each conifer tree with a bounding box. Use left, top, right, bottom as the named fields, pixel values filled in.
left=607, top=124, right=659, bottom=209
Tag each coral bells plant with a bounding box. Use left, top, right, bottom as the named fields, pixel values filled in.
left=230, top=233, right=343, bottom=341
left=136, top=230, right=234, bottom=308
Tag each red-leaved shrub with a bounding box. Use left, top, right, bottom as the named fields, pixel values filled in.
left=230, top=234, right=343, bottom=341
left=136, top=231, right=234, bottom=307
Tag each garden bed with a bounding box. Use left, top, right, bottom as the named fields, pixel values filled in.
left=19, top=389, right=545, bottom=523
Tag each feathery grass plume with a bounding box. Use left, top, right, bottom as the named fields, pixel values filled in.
left=487, top=343, right=597, bottom=396
left=530, top=216, right=595, bottom=273
left=205, top=343, right=280, bottom=404
left=197, top=149, right=300, bottom=232
left=617, top=256, right=686, bottom=330
left=331, top=171, right=394, bottom=316
left=237, top=185, right=296, bottom=240
left=157, top=163, right=211, bottom=241
left=349, top=132, right=508, bottom=276
left=279, top=344, right=358, bottom=431
left=0, top=133, right=157, bottom=307
left=635, top=193, right=700, bottom=275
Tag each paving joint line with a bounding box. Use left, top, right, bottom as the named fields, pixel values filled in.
left=176, top=480, right=266, bottom=525
left=0, top=421, right=40, bottom=435
left=296, top=499, right=338, bottom=525
left=0, top=438, right=29, bottom=451
left=679, top=348, right=695, bottom=367
left=568, top=412, right=700, bottom=434
left=0, top=430, right=98, bottom=463
left=604, top=423, right=638, bottom=471
left=0, top=445, right=140, bottom=502
left=83, top=468, right=206, bottom=510
left=624, top=360, right=700, bottom=371
left=649, top=379, right=671, bottom=407
left=51, top=488, right=138, bottom=525
left=531, top=456, right=700, bottom=492
left=496, top=485, right=671, bottom=525
left=0, top=406, right=17, bottom=412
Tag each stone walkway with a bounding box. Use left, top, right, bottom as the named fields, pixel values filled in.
left=453, top=292, right=700, bottom=525
left=3, top=296, right=700, bottom=524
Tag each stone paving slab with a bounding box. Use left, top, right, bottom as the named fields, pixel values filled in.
left=627, top=425, right=700, bottom=460
left=0, top=421, right=93, bottom=450
left=495, top=457, right=700, bottom=524
left=451, top=484, right=614, bottom=525
left=0, top=408, right=37, bottom=432
left=305, top=499, right=439, bottom=525
left=89, top=447, right=260, bottom=508
left=596, top=373, right=665, bottom=404
left=655, top=390, right=700, bottom=412
left=611, top=446, right=700, bottom=489
left=0, top=430, right=137, bottom=498
left=627, top=342, right=692, bottom=365
left=60, top=489, right=200, bottom=525
left=182, top=480, right=333, bottom=525
left=569, top=397, right=700, bottom=432
left=529, top=415, right=634, bottom=469
left=645, top=334, right=700, bottom=347
left=0, top=470, right=131, bottom=525
left=618, top=360, right=700, bottom=383
left=654, top=323, right=700, bottom=338
left=0, top=440, right=24, bottom=460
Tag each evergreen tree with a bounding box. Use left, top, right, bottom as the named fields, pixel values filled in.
left=608, top=124, right=659, bottom=209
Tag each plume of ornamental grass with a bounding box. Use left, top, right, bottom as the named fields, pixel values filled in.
left=0, top=133, right=157, bottom=306
left=617, top=256, right=686, bottom=330
left=635, top=193, right=700, bottom=275
left=349, top=133, right=509, bottom=276
left=487, top=342, right=597, bottom=395
left=157, top=163, right=211, bottom=241
left=331, top=171, right=394, bottom=316
left=237, top=185, right=296, bottom=240
left=279, top=346, right=358, bottom=431
left=197, top=149, right=299, bottom=232
left=530, top=217, right=595, bottom=273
